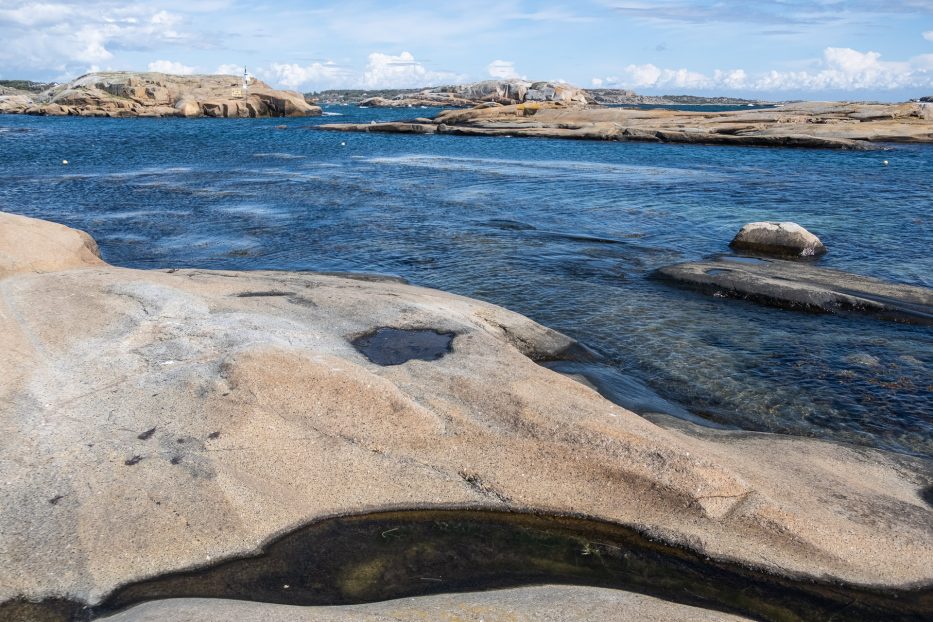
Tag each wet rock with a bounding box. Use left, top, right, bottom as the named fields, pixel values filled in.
left=729, top=222, right=826, bottom=258
left=845, top=353, right=882, bottom=368
left=656, top=256, right=932, bottom=324
left=0, top=213, right=931, bottom=615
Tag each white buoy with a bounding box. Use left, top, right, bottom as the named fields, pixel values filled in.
left=62, top=159, right=68, bottom=165
left=340, top=141, right=346, bottom=146
left=883, top=160, right=889, bottom=166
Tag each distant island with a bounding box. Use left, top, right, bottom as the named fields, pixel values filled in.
left=0, top=72, right=321, bottom=118
left=306, top=81, right=772, bottom=107
left=318, top=79, right=933, bottom=150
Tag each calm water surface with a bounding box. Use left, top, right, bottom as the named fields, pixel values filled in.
left=1, top=108, right=930, bottom=456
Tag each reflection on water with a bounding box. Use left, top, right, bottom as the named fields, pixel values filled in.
left=0, top=109, right=930, bottom=456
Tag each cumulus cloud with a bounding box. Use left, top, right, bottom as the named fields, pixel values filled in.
left=487, top=60, right=524, bottom=80
left=0, top=2, right=196, bottom=75
left=238, top=52, right=465, bottom=91
left=594, top=47, right=933, bottom=92
left=359, top=51, right=462, bottom=89
left=148, top=59, right=195, bottom=74
left=263, top=61, right=349, bottom=89
left=924, top=30, right=933, bottom=41
left=215, top=64, right=244, bottom=76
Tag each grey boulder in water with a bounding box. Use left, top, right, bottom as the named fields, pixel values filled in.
left=729, top=221, right=826, bottom=258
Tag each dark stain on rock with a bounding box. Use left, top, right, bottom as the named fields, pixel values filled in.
left=137, top=427, right=156, bottom=441
left=177, top=438, right=186, bottom=444
left=207, top=431, right=221, bottom=440
left=48, top=495, right=64, bottom=505
left=352, top=327, right=455, bottom=366
left=920, top=484, right=933, bottom=508
left=170, top=456, right=182, bottom=465
left=236, top=290, right=293, bottom=298
left=124, top=455, right=143, bottom=466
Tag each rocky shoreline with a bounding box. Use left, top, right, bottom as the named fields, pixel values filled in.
left=0, top=72, right=321, bottom=118
left=1, top=212, right=931, bottom=621
left=319, top=99, right=933, bottom=149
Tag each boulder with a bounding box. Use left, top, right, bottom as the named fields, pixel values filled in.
left=0, top=212, right=103, bottom=277
left=175, top=99, right=202, bottom=118
left=729, top=221, right=826, bottom=257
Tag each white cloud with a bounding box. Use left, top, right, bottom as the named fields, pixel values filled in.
left=595, top=47, right=933, bottom=92
left=215, top=64, right=243, bottom=76
left=263, top=61, right=348, bottom=89
left=147, top=59, right=195, bottom=74
left=359, top=51, right=462, bottom=89
left=591, top=77, right=604, bottom=87
left=924, top=30, right=933, bottom=41
left=0, top=2, right=197, bottom=75
left=487, top=60, right=523, bottom=80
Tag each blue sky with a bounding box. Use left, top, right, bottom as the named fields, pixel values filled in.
left=1, top=1, right=933, bottom=100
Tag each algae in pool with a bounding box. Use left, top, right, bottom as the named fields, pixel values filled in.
left=41, top=510, right=923, bottom=621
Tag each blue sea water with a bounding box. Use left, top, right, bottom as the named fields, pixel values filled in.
left=1, top=107, right=931, bottom=456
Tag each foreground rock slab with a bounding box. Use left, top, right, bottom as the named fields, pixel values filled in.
left=320, top=100, right=933, bottom=148
left=657, top=256, right=933, bottom=324
left=0, top=72, right=321, bottom=118
left=0, top=213, right=931, bottom=618
left=102, top=586, right=752, bottom=622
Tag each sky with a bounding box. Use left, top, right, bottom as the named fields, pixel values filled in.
left=1, top=1, right=933, bottom=100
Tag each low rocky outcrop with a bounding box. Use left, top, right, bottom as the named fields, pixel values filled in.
left=320, top=100, right=933, bottom=148
left=0, top=72, right=322, bottom=118
left=656, top=256, right=933, bottom=324
left=729, top=222, right=826, bottom=258
left=0, top=214, right=930, bottom=620
left=359, top=79, right=589, bottom=108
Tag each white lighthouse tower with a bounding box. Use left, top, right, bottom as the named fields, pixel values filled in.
left=242, top=67, right=249, bottom=99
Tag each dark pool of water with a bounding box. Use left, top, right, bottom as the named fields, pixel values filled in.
left=352, top=327, right=455, bottom=366
left=5, top=509, right=928, bottom=622
left=0, top=108, right=930, bottom=456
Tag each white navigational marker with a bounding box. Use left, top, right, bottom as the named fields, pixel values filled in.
left=62, top=160, right=68, bottom=165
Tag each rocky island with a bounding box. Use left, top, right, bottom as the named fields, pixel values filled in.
left=0, top=72, right=321, bottom=118
left=320, top=80, right=933, bottom=149
left=1, top=212, right=931, bottom=621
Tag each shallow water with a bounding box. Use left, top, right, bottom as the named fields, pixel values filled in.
left=1, top=109, right=931, bottom=456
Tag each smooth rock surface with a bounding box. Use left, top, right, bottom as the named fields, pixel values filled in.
left=0, top=211, right=103, bottom=277
left=729, top=222, right=826, bottom=258
left=656, top=256, right=933, bottom=323
left=320, top=100, right=933, bottom=148
left=0, top=72, right=321, bottom=118
left=0, top=214, right=931, bottom=615
left=101, top=586, right=752, bottom=622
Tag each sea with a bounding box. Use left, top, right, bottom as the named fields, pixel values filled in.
left=1, top=105, right=930, bottom=457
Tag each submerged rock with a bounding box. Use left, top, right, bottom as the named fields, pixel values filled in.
left=729, top=222, right=826, bottom=258
left=0, top=214, right=931, bottom=619
left=656, top=256, right=932, bottom=324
